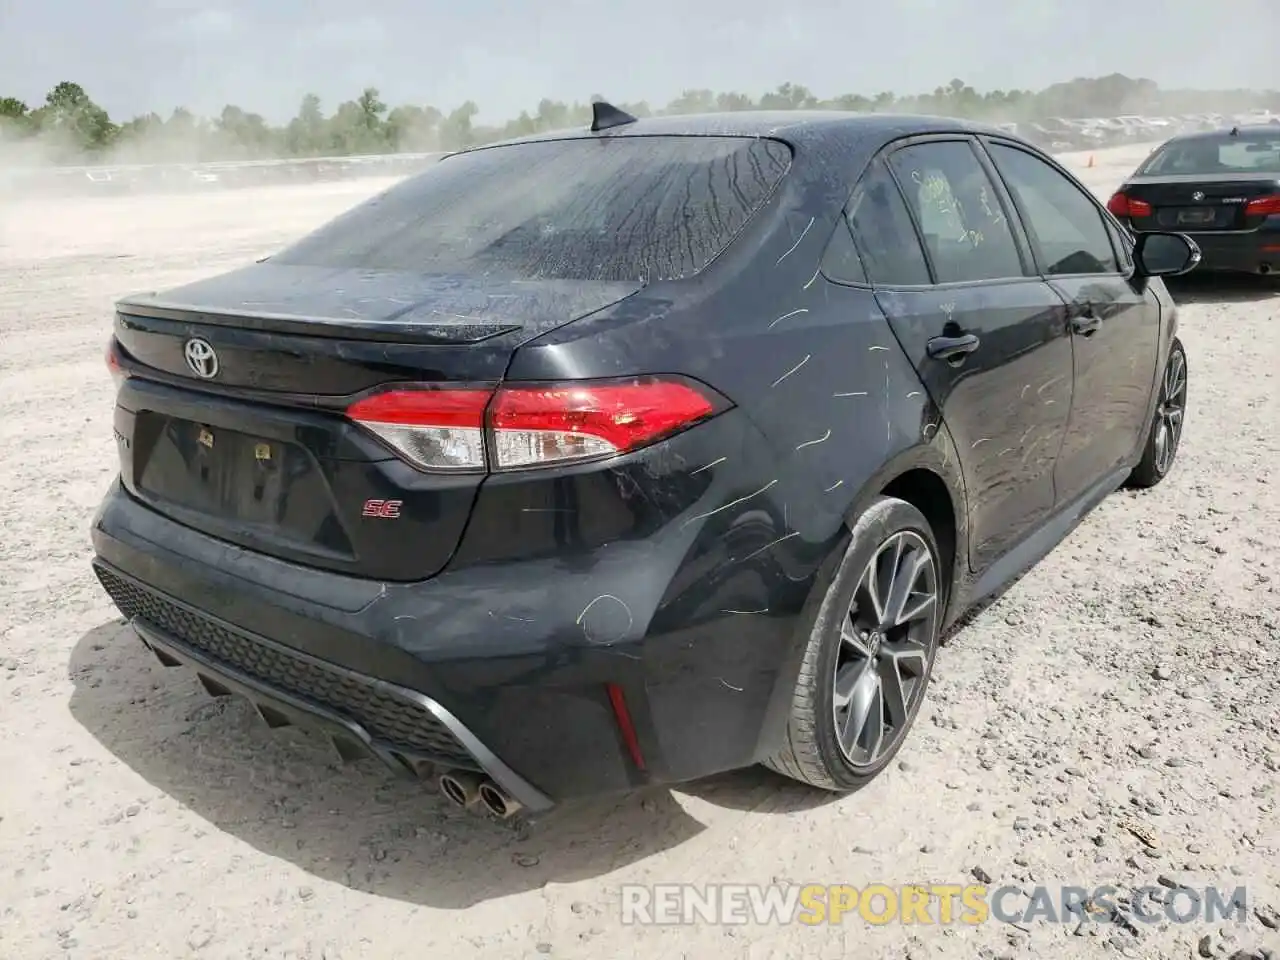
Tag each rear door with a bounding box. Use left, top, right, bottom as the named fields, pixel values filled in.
left=983, top=139, right=1162, bottom=505
left=849, top=137, right=1075, bottom=572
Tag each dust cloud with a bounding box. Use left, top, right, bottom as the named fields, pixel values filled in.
left=1, top=21, right=1276, bottom=196
left=2, top=139, right=1279, bottom=960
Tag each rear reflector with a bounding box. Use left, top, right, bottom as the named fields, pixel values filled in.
left=1106, top=192, right=1152, bottom=218
left=1245, top=195, right=1280, bottom=216
left=346, top=376, right=725, bottom=473
left=606, top=683, right=647, bottom=772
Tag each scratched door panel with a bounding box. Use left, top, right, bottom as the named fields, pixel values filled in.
left=981, top=140, right=1164, bottom=504
left=1048, top=275, right=1161, bottom=503
left=875, top=280, right=1074, bottom=572
left=860, top=139, right=1075, bottom=573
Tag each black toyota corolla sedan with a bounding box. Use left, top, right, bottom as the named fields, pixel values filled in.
left=1107, top=124, right=1280, bottom=276
left=92, top=104, right=1199, bottom=817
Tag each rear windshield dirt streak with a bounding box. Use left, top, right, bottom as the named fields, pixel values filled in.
left=270, top=135, right=792, bottom=283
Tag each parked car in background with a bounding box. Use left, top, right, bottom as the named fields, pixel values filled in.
left=1091, top=118, right=1129, bottom=141
left=1108, top=125, right=1280, bottom=277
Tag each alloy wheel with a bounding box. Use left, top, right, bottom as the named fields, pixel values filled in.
left=832, top=530, right=939, bottom=769
left=1154, top=349, right=1186, bottom=476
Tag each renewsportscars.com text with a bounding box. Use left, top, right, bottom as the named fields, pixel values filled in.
left=619, top=883, right=1248, bottom=927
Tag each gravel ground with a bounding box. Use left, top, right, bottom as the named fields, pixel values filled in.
left=1, top=144, right=1277, bottom=960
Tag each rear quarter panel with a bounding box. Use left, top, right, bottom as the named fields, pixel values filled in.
left=504, top=131, right=970, bottom=703
left=499, top=129, right=967, bottom=773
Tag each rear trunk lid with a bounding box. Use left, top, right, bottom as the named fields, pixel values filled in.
left=111, top=263, right=641, bottom=582
left=1121, top=174, right=1280, bottom=232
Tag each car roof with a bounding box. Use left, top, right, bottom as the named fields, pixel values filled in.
left=467, top=109, right=1010, bottom=152
left=1160, top=124, right=1280, bottom=144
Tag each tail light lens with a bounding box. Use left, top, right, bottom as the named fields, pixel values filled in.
left=490, top=379, right=717, bottom=469
left=1245, top=195, right=1280, bottom=216
left=346, top=387, right=491, bottom=472
left=1107, top=192, right=1152, bottom=218
left=105, top=338, right=129, bottom=389
left=346, top=376, right=726, bottom=473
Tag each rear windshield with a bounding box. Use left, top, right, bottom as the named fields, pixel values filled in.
left=1137, top=132, right=1280, bottom=176
left=272, top=136, right=792, bottom=282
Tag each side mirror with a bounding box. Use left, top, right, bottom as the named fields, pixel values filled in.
left=1133, top=231, right=1201, bottom=278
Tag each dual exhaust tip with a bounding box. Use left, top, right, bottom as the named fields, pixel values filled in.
left=438, top=769, right=522, bottom=819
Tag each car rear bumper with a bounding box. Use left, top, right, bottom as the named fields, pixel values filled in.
left=96, top=563, right=554, bottom=811
left=1168, top=226, right=1280, bottom=274
left=90, top=457, right=813, bottom=803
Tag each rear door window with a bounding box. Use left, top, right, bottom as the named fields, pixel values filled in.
left=845, top=160, right=932, bottom=286
left=273, top=136, right=792, bottom=282
left=886, top=140, right=1025, bottom=284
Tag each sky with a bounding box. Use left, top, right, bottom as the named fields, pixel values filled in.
left=0, top=0, right=1277, bottom=125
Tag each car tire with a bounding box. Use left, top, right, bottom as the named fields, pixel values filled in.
left=765, top=495, right=944, bottom=792
left=1126, top=337, right=1187, bottom=489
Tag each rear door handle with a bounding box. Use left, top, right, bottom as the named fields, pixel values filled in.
left=926, top=333, right=981, bottom=361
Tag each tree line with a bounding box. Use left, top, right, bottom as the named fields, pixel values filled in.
left=1, top=75, right=1276, bottom=165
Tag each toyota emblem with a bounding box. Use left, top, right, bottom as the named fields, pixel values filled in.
left=1192, top=191, right=1205, bottom=202
left=183, top=338, right=219, bottom=379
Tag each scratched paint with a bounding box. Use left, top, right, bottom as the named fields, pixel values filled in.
left=771, top=355, right=810, bottom=387
left=795, top=429, right=832, bottom=451
left=769, top=308, right=810, bottom=330
left=681, top=479, right=779, bottom=529
left=774, top=217, right=815, bottom=266
left=735, top=531, right=800, bottom=563
left=575, top=594, right=634, bottom=644
left=690, top=456, right=727, bottom=475
left=883, top=358, right=891, bottom=445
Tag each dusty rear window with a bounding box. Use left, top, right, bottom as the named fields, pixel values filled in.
left=273, top=135, right=792, bottom=282
left=1137, top=133, right=1280, bottom=176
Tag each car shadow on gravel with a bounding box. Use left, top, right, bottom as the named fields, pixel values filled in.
left=68, top=620, right=839, bottom=908
left=1165, top=272, right=1280, bottom=305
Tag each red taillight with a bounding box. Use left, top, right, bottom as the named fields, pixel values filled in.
left=346, top=376, right=723, bottom=473
left=1245, top=195, right=1280, bottom=216
left=105, top=338, right=129, bottom=389
left=1107, top=192, right=1152, bottom=218
left=346, top=386, right=491, bottom=472
left=490, top=379, right=717, bottom=470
